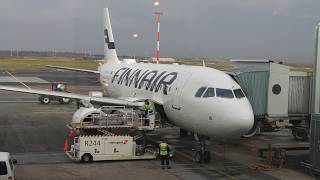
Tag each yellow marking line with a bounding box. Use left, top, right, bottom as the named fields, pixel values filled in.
left=5, top=71, right=31, bottom=89
left=32, top=111, right=74, bottom=114
left=176, top=150, right=240, bottom=180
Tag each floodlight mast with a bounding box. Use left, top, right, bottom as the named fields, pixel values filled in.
left=154, top=1, right=162, bottom=64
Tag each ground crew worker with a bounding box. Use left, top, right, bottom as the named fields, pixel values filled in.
left=159, top=138, right=171, bottom=169
left=144, top=100, right=152, bottom=116
left=143, top=100, right=152, bottom=126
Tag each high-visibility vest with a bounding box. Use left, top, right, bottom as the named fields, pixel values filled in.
left=144, top=104, right=151, bottom=111
left=159, top=143, right=168, bottom=156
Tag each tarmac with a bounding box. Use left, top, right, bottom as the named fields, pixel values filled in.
left=0, top=71, right=317, bottom=180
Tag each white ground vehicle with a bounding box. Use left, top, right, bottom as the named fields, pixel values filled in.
left=66, top=132, right=156, bottom=162
left=0, top=152, right=17, bottom=180
left=65, top=106, right=158, bottom=162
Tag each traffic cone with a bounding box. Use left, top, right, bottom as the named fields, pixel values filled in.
left=64, top=139, right=69, bottom=152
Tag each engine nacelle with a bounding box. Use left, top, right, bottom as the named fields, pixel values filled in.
left=72, top=107, right=104, bottom=124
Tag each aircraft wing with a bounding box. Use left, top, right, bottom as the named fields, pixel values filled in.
left=0, top=85, right=142, bottom=107
left=47, top=65, right=100, bottom=74
left=121, top=96, right=163, bottom=105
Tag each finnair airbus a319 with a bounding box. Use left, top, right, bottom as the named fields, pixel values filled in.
left=0, top=8, right=254, bottom=163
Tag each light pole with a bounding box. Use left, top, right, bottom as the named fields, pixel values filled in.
left=132, top=33, right=139, bottom=58
left=154, top=1, right=162, bottom=64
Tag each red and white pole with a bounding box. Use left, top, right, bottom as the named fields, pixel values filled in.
left=155, top=12, right=162, bottom=64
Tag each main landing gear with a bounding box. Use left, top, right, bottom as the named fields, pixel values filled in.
left=193, top=135, right=211, bottom=163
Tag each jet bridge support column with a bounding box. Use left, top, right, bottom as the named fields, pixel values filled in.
left=308, top=23, right=320, bottom=174
left=312, top=23, right=320, bottom=114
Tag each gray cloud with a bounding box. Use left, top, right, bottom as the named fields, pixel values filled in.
left=0, top=0, right=319, bottom=61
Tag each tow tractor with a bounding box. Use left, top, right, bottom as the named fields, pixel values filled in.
left=65, top=105, right=159, bottom=162
left=38, top=81, right=71, bottom=104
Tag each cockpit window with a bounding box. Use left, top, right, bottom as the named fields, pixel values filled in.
left=216, top=88, right=234, bottom=98
left=195, top=87, right=207, bottom=97
left=203, top=88, right=215, bottom=98
left=233, top=89, right=245, bottom=98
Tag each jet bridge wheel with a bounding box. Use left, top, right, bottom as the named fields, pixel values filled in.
left=292, top=127, right=308, bottom=141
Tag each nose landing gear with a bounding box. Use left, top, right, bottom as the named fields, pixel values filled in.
left=193, top=135, right=211, bottom=163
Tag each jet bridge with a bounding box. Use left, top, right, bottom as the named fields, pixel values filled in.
left=226, top=61, right=312, bottom=140
left=65, top=105, right=159, bottom=162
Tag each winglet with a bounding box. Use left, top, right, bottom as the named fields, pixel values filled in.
left=104, top=8, right=120, bottom=64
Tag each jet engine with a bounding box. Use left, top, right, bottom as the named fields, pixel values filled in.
left=72, top=107, right=104, bottom=124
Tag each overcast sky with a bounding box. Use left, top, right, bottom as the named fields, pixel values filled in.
left=0, top=0, right=320, bottom=61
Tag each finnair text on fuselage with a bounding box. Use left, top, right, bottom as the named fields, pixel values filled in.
left=111, top=67, right=178, bottom=95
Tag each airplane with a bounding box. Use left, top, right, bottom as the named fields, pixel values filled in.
left=0, top=8, right=254, bottom=163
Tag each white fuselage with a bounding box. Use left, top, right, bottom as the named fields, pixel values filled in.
left=99, top=62, right=254, bottom=139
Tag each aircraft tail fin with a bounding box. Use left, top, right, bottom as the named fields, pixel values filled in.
left=103, top=8, right=120, bottom=64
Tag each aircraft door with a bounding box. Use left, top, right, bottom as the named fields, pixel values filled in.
left=171, top=72, right=191, bottom=110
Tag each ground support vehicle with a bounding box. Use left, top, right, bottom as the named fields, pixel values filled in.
left=0, top=152, right=17, bottom=180
left=39, top=82, right=71, bottom=104
left=65, top=106, right=158, bottom=162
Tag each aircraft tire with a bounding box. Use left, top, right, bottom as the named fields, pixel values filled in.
left=194, top=151, right=203, bottom=163
left=82, top=153, right=93, bottom=163
left=180, top=129, right=188, bottom=137
left=41, top=97, right=51, bottom=104
left=203, top=151, right=211, bottom=163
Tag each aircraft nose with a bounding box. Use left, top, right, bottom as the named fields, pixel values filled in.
left=227, top=100, right=255, bottom=136
left=236, top=106, right=255, bottom=135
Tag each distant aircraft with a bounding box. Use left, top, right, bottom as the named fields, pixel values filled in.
left=0, top=8, right=254, bottom=163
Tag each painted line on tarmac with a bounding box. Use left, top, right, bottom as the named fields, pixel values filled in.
left=0, top=97, right=37, bottom=99
left=32, top=111, right=74, bottom=114
left=176, top=150, right=240, bottom=180
left=0, top=101, right=39, bottom=103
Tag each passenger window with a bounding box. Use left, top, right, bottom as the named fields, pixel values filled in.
left=216, top=88, right=234, bottom=98
left=203, top=88, right=215, bottom=98
left=195, top=87, right=207, bottom=97
left=0, top=161, right=7, bottom=175
left=233, top=89, right=245, bottom=98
